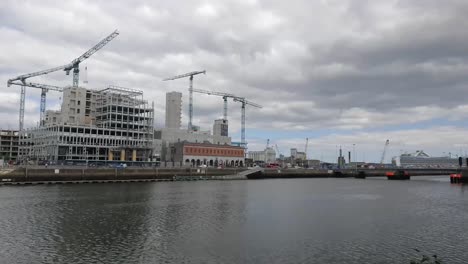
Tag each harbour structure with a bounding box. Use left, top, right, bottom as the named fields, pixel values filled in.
left=392, top=150, right=459, bottom=168
left=166, top=141, right=245, bottom=167
left=0, top=130, right=19, bottom=162
left=19, top=86, right=155, bottom=164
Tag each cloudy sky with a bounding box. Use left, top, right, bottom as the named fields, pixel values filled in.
left=2, top=0, right=468, bottom=162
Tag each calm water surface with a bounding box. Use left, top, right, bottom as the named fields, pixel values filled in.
left=0, top=176, right=467, bottom=264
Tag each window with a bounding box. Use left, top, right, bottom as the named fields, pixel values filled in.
left=77, top=100, right=81, bottom=105
left=77, top=109, right=80, bottom=114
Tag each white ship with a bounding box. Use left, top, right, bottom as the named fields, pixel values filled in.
left=392, top=150, right=459, bottom=168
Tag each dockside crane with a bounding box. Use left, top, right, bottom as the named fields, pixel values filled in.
left=163, top=70, right=206, bottom=131
left=380, top=139, right=390, bottom=164
left=191, top=88, right=235, bottom=120
left=232, top=97, right=262, bottom=149
left=64, top=30, right=119, bottom=87
left=7, top=30, right=119, bottom=130
left=275, top=144, right=281, bottom=158
left=190, top=88, right=262, bottom=149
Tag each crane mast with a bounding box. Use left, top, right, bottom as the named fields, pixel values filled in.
left=190, top=87, right=262, bottom=149
left=232, top=97, right=262, bottom=149
left=275, top=144, right=280, bottom=157
left=380, top=139, right=390, bottom=164
left=191, top=88, right=235, bottom=120
left=64, top=30, right=119, bottom=87
left=163, top=70, right=206, bottom=131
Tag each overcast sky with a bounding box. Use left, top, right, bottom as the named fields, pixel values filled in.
left=2, top=0, right=468, bottom=162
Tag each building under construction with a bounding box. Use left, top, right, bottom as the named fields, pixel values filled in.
left=19, top=86, right=154, bottom=164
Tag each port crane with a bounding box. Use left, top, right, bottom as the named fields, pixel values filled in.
left=7, top=30, right=119, bottom=130
left=380, top=139, right=390, bottom=164
left=191, top=88, right=235, bottom=121
left=275, top=144, right=280, bottom=158
left=232, top=97, right=262, bottom=148
left=189, top=88, right=261, bottom=148
left=163, top=70, right=206, bottom=131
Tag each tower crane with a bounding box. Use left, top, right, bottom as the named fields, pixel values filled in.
left=232, top=97, right=262, bottom=149
left=7, top=30, right=119, bottom=130
left=275, top=144, right=280, bottom=157
left=64, top=30, right=119, bottom=87
left=191, top=88, right=235, bottom=120
left=380, top=139, right=390, bottom=164
left=163, top=70, right=206, bottom=131
left=188, top=88, right=262, bottom=149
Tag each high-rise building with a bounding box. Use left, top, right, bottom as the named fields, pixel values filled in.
left=165, top=92, right=182, bottom=129
left=213, top=119, right=228, bottom=137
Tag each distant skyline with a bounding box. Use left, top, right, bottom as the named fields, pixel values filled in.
left=2, top=1, right=468, bottom=162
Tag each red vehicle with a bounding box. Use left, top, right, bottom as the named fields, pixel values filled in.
left=266, top=163, right=280, bottom=168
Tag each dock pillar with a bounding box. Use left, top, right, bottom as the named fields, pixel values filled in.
left=120, top=150, right=125, bottom=161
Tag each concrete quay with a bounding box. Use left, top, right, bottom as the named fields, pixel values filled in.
left=0, top=167, right=247, bottom=185
left=248, top=168, right=457, bottom=179
left=0, top=167, right=458, bottom=185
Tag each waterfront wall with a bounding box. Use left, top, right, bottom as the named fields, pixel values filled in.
left=252, top=168, right=457, bottom=179
left=0, top=167, right=245, bottom=183
left=0, top=167, right=457, bottom=184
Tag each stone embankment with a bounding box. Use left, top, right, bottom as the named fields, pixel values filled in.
left=0, top=167, right=247, bottom=185
left=249, top=168, right=457, bottom=179
left=0, top=167, right=457, bottom=185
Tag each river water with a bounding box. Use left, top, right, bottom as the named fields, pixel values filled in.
left=0, top=176, right=467, bottom=264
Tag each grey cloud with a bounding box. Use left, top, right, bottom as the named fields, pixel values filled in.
left=2, top=0, right=468, bottom=138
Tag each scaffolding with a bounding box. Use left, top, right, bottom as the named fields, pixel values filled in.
left=18, top=86, right=155, bottom=164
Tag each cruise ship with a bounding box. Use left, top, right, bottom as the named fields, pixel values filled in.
left=392, top=150, right=459, bottom=168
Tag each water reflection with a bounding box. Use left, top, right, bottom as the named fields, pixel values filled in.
left=0, top=178, right=467, bottom=264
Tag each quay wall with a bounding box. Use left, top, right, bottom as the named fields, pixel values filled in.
left=0, top=167, right=457, bottom=184
left=0, top=167, right=244, bottom=183
left=253, top=168, right=457, bottom=179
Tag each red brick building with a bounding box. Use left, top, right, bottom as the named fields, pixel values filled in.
left=168, top=142, right=245, bottom=167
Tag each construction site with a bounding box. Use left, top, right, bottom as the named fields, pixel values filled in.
left=5, top=30, right=262, bottom=167
left=4, top=30, right=152, bottom=165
